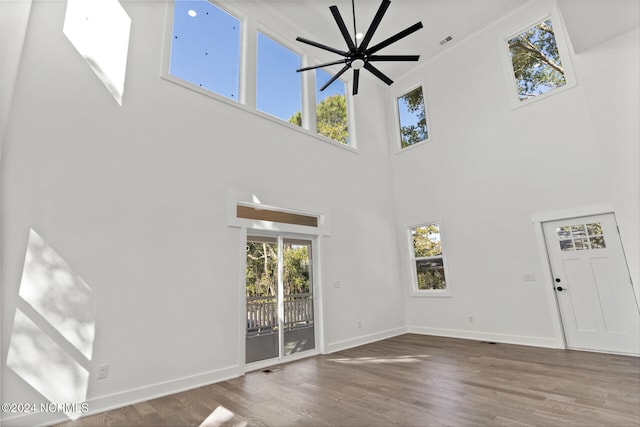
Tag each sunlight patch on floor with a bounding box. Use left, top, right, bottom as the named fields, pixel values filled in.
left=328, top=354, right=431, bottom=365
left=199, top=405, right=248, bottom=427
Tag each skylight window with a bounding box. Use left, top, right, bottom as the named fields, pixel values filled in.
left=257, top=32, right=303, bottom=124
left=169, top=0, right=240, bottom=101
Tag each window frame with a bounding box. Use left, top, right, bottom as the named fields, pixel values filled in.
left=407, top=220, right=451, bottom=297
left=313, top=66, right=352, bottom=146
left=161, top=0, right=357, bottom=152
left=500, top=9, right=577, bottom=109
left=163, top=0, right=244, bottom=103
left=392, top=81, right=432, bottom=152
left=255, top=26, right=305, bottom=125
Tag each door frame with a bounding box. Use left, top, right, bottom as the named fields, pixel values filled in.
left=531, top=203, right=637, bottom=353
left=243, top=230, right=320, bottom=370
left=229, top=196, right=329, bottom=374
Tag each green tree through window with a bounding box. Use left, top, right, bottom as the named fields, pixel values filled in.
left=411, top=224, right=446, bottom=291
left=398, top=87, right=427, bottom=148
left=508, top=19, right=566, bottom=100
left=289, top=94, right=349, bottom=144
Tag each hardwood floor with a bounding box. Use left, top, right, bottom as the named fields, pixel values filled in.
left=54, top=334, right=640, bottom=427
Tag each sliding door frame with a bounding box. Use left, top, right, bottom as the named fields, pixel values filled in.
left=236, top=226, right=326, bottom=374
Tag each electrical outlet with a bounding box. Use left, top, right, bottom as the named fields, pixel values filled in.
left=97, top=364, right=109, bottom=379
left=358, top=320, right=362, bottom=328
left=468, top=316, right=474, bottom=323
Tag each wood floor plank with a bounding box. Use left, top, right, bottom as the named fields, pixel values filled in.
left=53, top=334, right=640, bottom=427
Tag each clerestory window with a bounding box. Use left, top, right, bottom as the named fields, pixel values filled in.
left=257, top=32, right=303, bottom=124
left=314, top=69, right=349, bottom=145
left=397, top=86, right=428, bottom=149
left=169, top=0, right=241, bottom=101
left=506, top=18, right=568, bottom=103
left=166, top=0, right=354, bottom=148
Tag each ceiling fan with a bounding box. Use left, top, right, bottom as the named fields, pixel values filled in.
left=296, top=0, right=423, bottom=95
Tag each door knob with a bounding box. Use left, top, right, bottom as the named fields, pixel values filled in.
left=555, top=278, right=561, bottom=283
left=556, top=286, right=565, bottom=291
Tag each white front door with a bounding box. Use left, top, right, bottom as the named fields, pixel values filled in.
left=543, top=213, right=640, bottom=355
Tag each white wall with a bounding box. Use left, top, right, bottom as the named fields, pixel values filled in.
left=2, top=0, right=637, bottom=424
left=392, top=0, right=638, bottom=345
left=573, top=27, right=640, bottom=303
left=0, top=1, right=404, bottom=424
left=0, top=0, right=32, bottom=157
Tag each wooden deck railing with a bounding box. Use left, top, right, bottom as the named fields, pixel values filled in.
left=247, top=293, right=313, bottom=335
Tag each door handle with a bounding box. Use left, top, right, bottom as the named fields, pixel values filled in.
left=555, top=286, right=566, bottom=291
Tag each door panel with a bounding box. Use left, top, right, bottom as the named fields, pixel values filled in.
left=245, top=237, right=279, bottom=363
left=282, top=239, right=315, bottom=356
left=543, top=213, right=640, bottom=355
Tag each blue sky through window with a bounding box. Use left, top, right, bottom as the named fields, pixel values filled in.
left=315, top=68, right=346, bottom=102
left=257, top=32, right=302, bottom=123
left=170, top=0, right=240, bottom=100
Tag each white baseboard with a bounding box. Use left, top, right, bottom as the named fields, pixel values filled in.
left=325, top=326, right=408, bottom=354
left=1, top=365, right=242, bottom=427
left=407, top=326, right=564, bottom=349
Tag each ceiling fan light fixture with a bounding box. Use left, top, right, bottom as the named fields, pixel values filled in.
left=351, top=58, right=365, bottom=70
left=295, top=0, right=423, bottom=95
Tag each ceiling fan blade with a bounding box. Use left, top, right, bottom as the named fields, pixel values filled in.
left=297, top=59, right=347, bottom=72
left=320, top=64, right=350, bottom=91
left=330, top=5, right=356, bottom=52
left=296, top=36, right=349, bottom=57
left=352, top=69, right=360, bottom=95
left=364, top=62, right=393, bottom=86
left=364, top=22, right=424, bottom=55
left=359, top=0, right=391, bottom=50
left=368, top=55, right=420, bottom=62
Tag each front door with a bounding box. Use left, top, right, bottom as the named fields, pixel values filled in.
left=245, top=235, right=315, bottom=364
left=543, top=213, right=640, bottom=355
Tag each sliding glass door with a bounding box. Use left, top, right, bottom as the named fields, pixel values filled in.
left=245, top=235, right=315, bottom=364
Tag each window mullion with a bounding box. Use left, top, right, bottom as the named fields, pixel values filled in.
left=241, top=15, right=257, bottom=108
left=301, top=56, right=316, bottom=132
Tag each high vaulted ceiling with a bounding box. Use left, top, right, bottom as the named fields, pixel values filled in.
left=251, top=0, right=639, bottom=86
left=256, top=0, right=529, bottom=79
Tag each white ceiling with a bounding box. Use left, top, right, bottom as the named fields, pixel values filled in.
left=249, top=0, right=639, bottom=85
left=256, top=0, right=529, bottom=78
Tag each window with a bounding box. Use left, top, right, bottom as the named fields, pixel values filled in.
left=507, top=19, right=566, bottom=102
left=257, top=32, right=302, bottom=124
left=397, top=86, right=428, bottom=148
left=315, top=69, right=349, bottom=145
left=556, top=222, right=606, bottom=251
left=166, top=1, right=356, bottom=148
left=169, top=0, right=240, bottom=101
left=409, top=223, right=448, bottom=294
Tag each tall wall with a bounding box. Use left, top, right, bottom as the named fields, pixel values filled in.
left=392, top=0, right=639, bottom=344
left=0, top=1, right=404, bottom=425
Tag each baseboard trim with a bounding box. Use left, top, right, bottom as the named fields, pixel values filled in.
left=325, top=326, right=408, bottom=354
left=2, top=365, right=242, bottom=427
left=407, top=326, right=563, bottom=349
